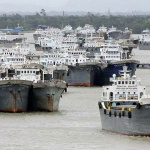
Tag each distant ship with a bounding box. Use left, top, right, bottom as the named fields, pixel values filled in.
left=0, top=32, right=26, bottom=48
left=104, top=26, right=131, bottom=40
left=95, top=40, right=139, bottom=86
left=139, top=33, right=150, bottom=50
left=0, top=24, right=23, bottom=35
left=67, top=62, right=105, bottom=86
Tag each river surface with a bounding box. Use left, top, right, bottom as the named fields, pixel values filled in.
left=1, top=34, right=150, bottom=149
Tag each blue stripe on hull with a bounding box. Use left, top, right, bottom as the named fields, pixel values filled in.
left=100, top=62, right=137, bottom=86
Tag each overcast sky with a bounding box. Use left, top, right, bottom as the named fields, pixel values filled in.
left=0, top=0, right=149, bottom=12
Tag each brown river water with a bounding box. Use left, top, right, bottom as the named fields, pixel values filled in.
left=1, top=34, right=150, bottom=149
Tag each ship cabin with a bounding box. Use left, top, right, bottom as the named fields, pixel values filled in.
left=0, top=32, right=7, bottom=41
left=139, top=34, right=150, bottom=43
left=99, top=42, right=123, bottom=62
left=16, top=64, right=53, bottom=83
left=98, top=40, right=130, bottom=63
left=102, top=66, right=145, bottom=105
left=40, top=49, right=88, bottom=67
left=16, top=67, right=41, bottom=83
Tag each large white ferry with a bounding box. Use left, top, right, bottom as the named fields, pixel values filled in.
left=98, top=66, right=150, bottom=136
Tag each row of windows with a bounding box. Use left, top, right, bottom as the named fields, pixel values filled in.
left=17, top=70, right=39, bottom=74
left=45, top=59, right=85, bottom=64
left=106, top=51, right=119, bottom=54
left=102, top=51, right=119, bottom=54
left=118, top=80, right=135, bottom=85
left=8, top=59, right=24, bottom=61
left=68, top=52, right=83, bottom=55
left=4, top=53, right=15, bottom=55
left=103, top=91, right=138, bottom=96
left=105, top=56, right=120, bottom=58
left=102, top=46, right=120, bottom=48
left=44, top=55, right=60, bottom=58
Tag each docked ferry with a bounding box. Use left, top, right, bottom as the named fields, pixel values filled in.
left=95, top=40, right=139, bottom=85
left=98, top=66, right=150, bottom=136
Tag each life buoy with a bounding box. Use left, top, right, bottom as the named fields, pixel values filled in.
left=136, top=103, right=141, bottom=109
left=128, top=111, right=132, bottom=118
left=98, top=102, right=102, bottom=109
left=76, top=63, right=79, bottom=66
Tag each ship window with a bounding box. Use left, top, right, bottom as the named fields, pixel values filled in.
left=36, top=71, right=40, bottom=75
left=129, top=81, right=131, bottom=84
left=30, top=71, right=32, bottom=73
left=132, top=81, right=135, bottom=84
left=33, top=71, right=35, bottom=73
left=122, top=81, right=124, bottom=84
left=27, top=71, right=29, bottom=73
left=125, top=81, right=128, bottom=84
left=140, top=92, right=143, bottom=98
left=17, top=71, right=20, bottom=75
left=24, top=71, right=26, bottom=73
left=21, top=71, right=23, bottom=73
left=110, top=92, right=113, bottom=100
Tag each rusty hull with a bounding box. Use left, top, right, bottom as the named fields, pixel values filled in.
left=68, top=82, right=93, bottom=87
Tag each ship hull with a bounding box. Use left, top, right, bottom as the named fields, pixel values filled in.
left=104, top=31, right=130, bottom=40
left=33, top=34, right=41, bottom=41
left=99, top=103, right=150, bottom=136
left=53, top=69, right=68, bottom=83
left=139, top=41, right=150, bottom=50
left=85, top=47, right=101, bottom=58
left=100, top=60, right=139, bottom=86
left=0, top=80, right=32, bottom=113
left=30, top=81, right=66, bottom=112
left=67, top=63, right=102, bottom=86
left=0, top=38, right=23, bottom=48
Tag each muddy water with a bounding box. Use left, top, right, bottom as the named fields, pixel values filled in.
left=1, top=34, right=150, bottom=149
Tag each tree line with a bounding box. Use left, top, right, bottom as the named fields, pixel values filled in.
left=1, top=12, right=150, bottom=33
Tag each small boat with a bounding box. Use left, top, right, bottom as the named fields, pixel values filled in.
left=98, top=66, right=150, bottom=136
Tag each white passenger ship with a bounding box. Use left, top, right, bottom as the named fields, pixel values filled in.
left=98, top=66, right=150, bottom=136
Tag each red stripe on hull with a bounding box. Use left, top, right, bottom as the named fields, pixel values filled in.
left=103, top=129, right=150, bottom=137
left=0, top=108, right=26, bottom=113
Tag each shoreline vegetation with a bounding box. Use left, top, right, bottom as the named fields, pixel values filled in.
left=1, top=10, right=150, bottom=33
